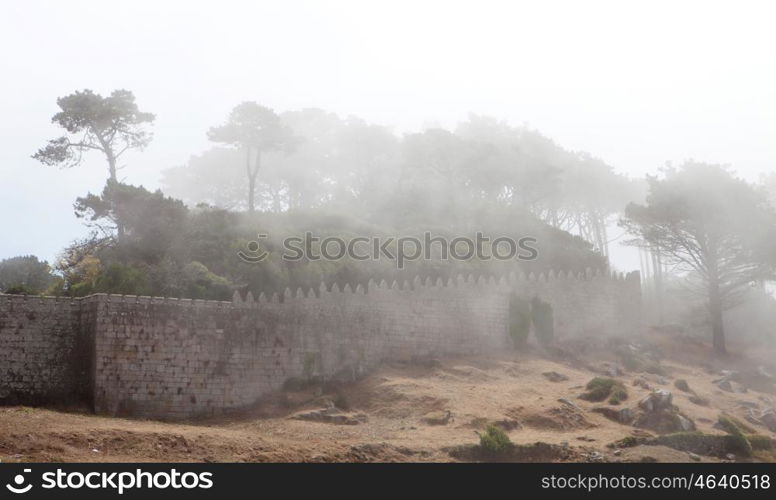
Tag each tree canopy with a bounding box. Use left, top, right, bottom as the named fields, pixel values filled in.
left=33, top=89, right=155, bottom=182
left=621, top=162, right=776, bottom=354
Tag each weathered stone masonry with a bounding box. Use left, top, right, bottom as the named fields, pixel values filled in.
left=0, top=269, right=640, bottom=419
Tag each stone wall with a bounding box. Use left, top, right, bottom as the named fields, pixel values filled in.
left=0, top=294, right=93, bottom=404
left=0, top=269, right=641, bottom=419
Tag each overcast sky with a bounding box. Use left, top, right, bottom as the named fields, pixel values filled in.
left=1, top=0, right=774, bottom=271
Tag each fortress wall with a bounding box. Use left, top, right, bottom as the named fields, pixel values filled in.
left=0, top=294, right=92, bottom=404
left=91, top=278, right=512, bottom=419
left=0, top=268, right=640, bottom=419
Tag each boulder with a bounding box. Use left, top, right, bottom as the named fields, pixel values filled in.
left=761, top=408, right=776, bottom=432
left=677, top=414, right=696, bottom=432
left=592, top=406, right=634, bottom=424
left=291, top=407, right=368, bottom=425
left=422, top=410, right=453, bottom=426
left=543, top=371, right=570, bottom=382
left=639, top=389, right=673, bottom=412
left=633, top=377, right=651, bottom=390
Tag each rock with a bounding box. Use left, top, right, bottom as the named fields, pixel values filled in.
left=639, top=389, right=673, bottom=412
left=744, top=409, right=762, bottom=427
left=760, top=408, right=776, bottom=432
left=493, top=418, right=521, bottom=431
left=674, top=379, right=690, bottom=392
left=689, top=452, right=701, bottom=461
left=677, top=414, right=696, bottom=432
left=633, top=377, right=651, bottom=390
left=543, top=371, right=569, bottom=382
left=613, top=449, right=622, bottom=456
left=291, top=407, right=368, bottom=425
left=600, top=362, right=624, bottom=378
left=592, top=406, right=634, bottom=424
left=588, top=451, right=605, bottom=462
left=633, top=409, right=696, bottom=434
left=422, top=410, right=453, bottom=426
left=717, top=380, right=734, bottom=392
left=688, top=394, right=709, bottom=406
left=558, top=397, right=581, bottom=410
left=757, top=366, right=773, bottom=380
left=738, top=400, right=759, bottom=409
left=725, top=453, right=736, bottom=461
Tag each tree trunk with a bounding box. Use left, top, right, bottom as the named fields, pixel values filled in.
left=107, top=153, right=117, bottom=183
left=105, top=153, right=125, bottom=240
left=247, top=175, right=256, bottom=213
left=246, top=149, right=260, bottom=213
left=708, top=277, right=727, bottom=355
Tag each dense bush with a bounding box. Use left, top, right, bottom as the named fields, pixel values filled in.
left=580, top=377, right=628, bottom=404
left=52, top=175, right=608, bottom=300
left=0, top=255, right=55, bottom=294
left=717, top=415, right=753, bottom=457
left=531, top=297, right=554, bottom=345
left=508, top=295, right=532, bottom=347
left=480, top=424, right=513, bottom=456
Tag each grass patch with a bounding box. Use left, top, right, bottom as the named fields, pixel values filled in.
left=718, top=414, right=756, bottom=434
left=613, top=432, right=776, bottom=458
left=448, top=440, right=567, bottom=462
left=480, top=424, right=513, bottom=456
left=717, top=415, right=753, bottom=457
left=608, top=387, right=628, bottom=405
left=608, top=435, right=648, bottom=448
left=580, top=377, right=628, bottom=404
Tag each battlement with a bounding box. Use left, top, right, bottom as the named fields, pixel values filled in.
left=0, top=268, right=640, bottom=419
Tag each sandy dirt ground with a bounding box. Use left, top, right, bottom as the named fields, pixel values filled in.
left=1, top=331, right=774, bottom=463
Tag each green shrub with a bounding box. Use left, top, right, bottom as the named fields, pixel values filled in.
left=2, top=284, right=37, bottom=295
left=480, top=424, right=513, bottom=456
left=717, top=415, right=753, bottom=457
left=619, top=350, right=644, bottom=371
left=718, top=414, right=755, bottom=434
left=94, top=263, right=152, bottom=296
left=608, top=386, right=629, bottom=405
left=508, top=295, right=532, bottom=347
left=580, top=377, right=627, bottom=403
left=643, top=431, right=774, bottom=458
left=530, top=297, right=554, bottom=345
left=644, top=362, right=666, bottom=376
left=303, top=352, right=319, bottom=379
left=748, top=435, right=776, bottom=451
left=609, top=435, right=647, bottom=448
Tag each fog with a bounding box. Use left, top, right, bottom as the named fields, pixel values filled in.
left=2, top=0, right=774, bottom=269
left=4, top=1, right=776, bottom=465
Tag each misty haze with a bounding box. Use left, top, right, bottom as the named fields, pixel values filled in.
left=1, top=0, right=776, bottom=477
